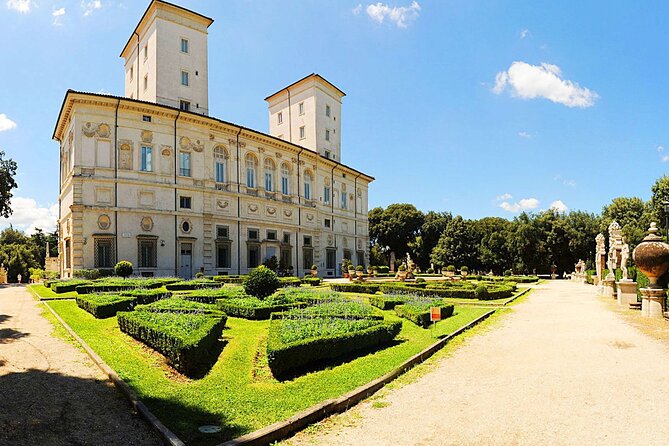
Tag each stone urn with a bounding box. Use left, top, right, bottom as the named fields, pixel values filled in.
left=632, top=222, right=669, bottom=288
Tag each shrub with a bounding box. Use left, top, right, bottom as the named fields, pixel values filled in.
left=244, top=265, right=280, bottom=299
left=330, top=283, right=380, bottom=294
left=74, top=278, right=164, bottom=295
left=115, top=261, right=133, bottom=278
left=377, top=266, right=390, bottom=274
left=426, top=268, right=434, bottom=274
left=195, top=272, right=205, bottom=279
left=504, top=269, right=513, bottom=277
left=212, top=275, right=245, bottom=284
left=398, top=264, right=407, bottom=271
left=356, top=265, right=364, bottom=271
left=394, top=300, right=454, bottom=328
left=460, top=266, right=469, bottom=273
left=369, top=294, right=406, bottom=310
left=311, top=264, right=318, bottom=271
left=302, top=277, right=322, bottom=286
left=29, top=268, right=44, bottom=282
left=119, top=288, right=171, bottom=304
left=186, top=287, right=248, bottom=303
left=446, top=265, right=456, bottom=272
left=117, top=310, right=226, bottom=377
left=166, top=279, right=221, bottom=291
left=474, top=284, right=488, bottom=299
left=51, top=279, right=90, bottom=294
left=76, top=294, right=136, bottom=318
left=216, top=296, right=303, bottom=320
left=279, top=276, right=302, bottom=288
left=263, top=255, right=278, bottom=272
left=134, top=297, right=224, bottom=315
left=415, top=278, right=426, bottom=283
left=266, top=318, right=401, bottom=377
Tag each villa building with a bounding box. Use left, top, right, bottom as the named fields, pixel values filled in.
left=53, top=0, right=373, bottom=279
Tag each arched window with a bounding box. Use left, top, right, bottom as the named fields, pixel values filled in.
left=214, top=146, right=227, bottom=183
left=245, top=153, right=257, bottom=188
left=304, top=170, right=313, bottom=200
left=264, top=158, right=275, bottom=192
left=281, top=163, right=290, bottom=195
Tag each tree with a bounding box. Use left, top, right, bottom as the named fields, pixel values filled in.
left=565, top=211, right=601, bottom=269
left=29, top=228, right=59, bottom=268
left=476, top=217, right=513, bottom=274
left=115, top=260, right=133, bottom=278
left=0, top=151, right=17, bottom=218
left=650, top=175, right=669, bottom=237
left=601, top=197, right=650, bottom=250
left=410, top=211, right=452, bottom=269
left=368, top=204, right=424, bottom=261
left=0, top=228, right=40, bottom=282
left=430, top=216, right=479, bottom=270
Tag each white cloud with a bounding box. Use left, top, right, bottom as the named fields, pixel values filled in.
left=52, top=7, right=65, bottom=26
left=81, top=0, right=101, bottom=16
left=499, top=197, right=540, bottom=213
left=1, top=197, right=58, bottom=234
left=550, top=200, right=569, bottom=212
left=365, top=1, right=420, bottom=28
left=352, top=4, right=362, bottom=15
left=518, top=131, right=532, bottom=139
left=657, top=145, right=665, bottom=153
left=520, top=29, right=530, bottom=39
left=492, top=61, right=598, bottom=108
left=662, top=155, right=669, bottom=163
left=6, top=0, right=33, bottom=13
left=553, top=174, right=576, bottom=187
left=0, top=114, right=17, bottom=132
left=495, top=193, right=512, bottom=201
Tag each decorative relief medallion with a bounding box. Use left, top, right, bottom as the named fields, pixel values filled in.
left=119, top=141, right=133, bottom=170
left=275, top=152, right=282, bottom=158
left=248, top=204, right=258, bottom=213
left=82, top=122, right=97, bottom=137
left=327, top=234, right=334, bottom=247
left=192, top=140, right=204, bottom=152
left=82, top=122, right=111, bottom=138
left=161, top=148, right=171, bottom=157
left=140, top=217, right=153, bottom=232
left=258, top=147, right=265, bottom=153
left=283, top=209, right=293, bottom=218
left=179, top=136, right=191, bottom=150
left=97, top=123, right=111, bottom=138
left=306, top=213, right=314, bottom=221
left=291, top=157, right=297, bottom=164
left=357, top=188, right=362, bottom=197
left=141, top=130, right=153, bottom=143
left=349, top=193, right=354, bottom=202
left=181, top=219, right=192, bottom=234
left=266, top=207, right=276, bottom=216
left=217, top=200, right=229, bottom=209
left=179, top=136, right=204, bottom=152
left=97, top=214, right=111, bottom=230
left=324, top=177, right=331, bottom=186
left=66, top=220, right=71, bottom=234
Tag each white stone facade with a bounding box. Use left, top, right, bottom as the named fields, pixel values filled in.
left=53, top=1, right=372, bottom=279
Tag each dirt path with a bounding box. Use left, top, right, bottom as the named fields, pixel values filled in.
left=286, top=281, right=669, bottom=446
left=0, top=286, right=161, bottom=446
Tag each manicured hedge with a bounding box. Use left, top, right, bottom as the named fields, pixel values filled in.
left=394, top=302, right=454, bottom=328
left=216, top=298, right=304, bottom=320
left=302, top=277, right=322, bottom=286
left=329, top=283, right=380, bottom=294
left=212, top=275, right=245, bottom=284
left=51, top=280, right=91, bottom=293
left=119, top=288, right=171, bottom=304
left=166, top=280, right=221, bottom=291
left=279, top=277, right=302, bottom=287
left=134, top=297, right=225, bottom=315
left=117, top=310, right=227, bottom=377
left=266, top=319, right=401, bottom=377
left=76, top=294, right=136, bottom=318
left=185, top=287, right=248, bottom=303
left=369, top=295, right=407, bottom=310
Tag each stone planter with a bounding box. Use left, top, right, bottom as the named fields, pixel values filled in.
left=356, top=271, right=364, bottom=278
left=461, top=271, right=468, bottom=278
left=632, top=223, right=669, bottom=318
left=443, top=271, right=455, bottom=277
left=397, top=271, right=407, bottom=281
left=348, top=270, right=356, bottom=281
left=311, top=269, right=318, bottom=277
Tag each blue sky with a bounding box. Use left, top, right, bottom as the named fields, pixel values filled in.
left=1, top=0, right=668, bottom=233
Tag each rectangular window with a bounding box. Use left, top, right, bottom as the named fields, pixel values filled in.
left=299, top=126, right=305, bottom=139
left=303, top=248, right=313, bottom=270
left=94, top=238, right=114, bottom=268
left=143, top=45, right=148, bottom=60
left=246, top=167, right=255, bottom=188
left=325, top=129, right=330, bottom=141
left=303, top=235, right=312, bottom=246
left=215, top=161, right=225, bottom=183
left=324, top=218, right=331, bottom=228
left=142, top=115, right=151, bottom=122
left=140, top=146, right=152, bottom=172
left=325, top=150, right=331, bottom=159
left=130, top=66, right=134, bottom=81
left=248, top=229, right=259, bottom=240
left=179, top=196, right=191, bottom=209
left=266, top=230, right=277, bottom=241
left=304, top=182, right=311, bottom=200
left=265, top=172, right=273, bottom=192
left=179, top=152, right=191, bottom=176
left=326, top=249, right=336, bottom=270
left=281, top=176, right=289, bottom=195
left=326, top=104, right=331, bottom=117
left=342, top=193, right=347, bottom=209
left=324, top=186, right=330, bottom=204
left=138, top=239, right=157, bottom=268
left=181, top=38, right=189, bottom=53
left=283, top=233, right=290, bottom=244
left=181, top=71, right=189, bottom=86
left=278, top=112, right=283, bottom=124
left=248, top=245, right=260, bottom=268
left=143, top=74, right=148, bottom=91
left=217, top=243, right=231, bottom=268
left=299, top=102, right=304, bottom=115
left=180, top=100, right=190, bottom=111
left=216, top=225, right=229, bottom=239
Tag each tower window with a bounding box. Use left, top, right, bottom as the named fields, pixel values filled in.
left=181, top=71, right=189, bottom=86
left=326, top=104, right=331, bottom=117
left=299, top=126, right=305, bottom=139
left=180, top=100, right=190, bottom=111
left=278, top=111, right=283, bottom=124
left=299, top=102, right=304, bottom=115
left=143, top=74, right=148, bottom=91
left=325, top=129, right=330, bottom=141
left=181, top=38, right=189, bottom=53
left=143, top=44, right=148, bottom=60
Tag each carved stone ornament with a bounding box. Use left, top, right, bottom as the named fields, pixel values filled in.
left=324, top=177, right=331, bottom=186
left=97, top=214, right=111, bottom=230
left=267, top=207, right=276, bottom=215
left=350, top=193, right=354, bottom=202
left=283, top=209, right=293, bottom=217
left=141, top=130, right=153, bottom=143
left=181, top=219, right=192, bottom=234
left=82, top=122, right=97, bottom=137
left=161, top=146, right=172, bottom=157
left=179, top=136, right=191, bottom=150
left=217, top=200, right=229, bottom=209
left=83, top=122, right=111, bottom=138
left=179, top=136, right=204, bottom=152
left=248, top=204, right=258, bottom=213
left=327, top=234, right=334, bottom=246
left=275, top=152, right=282, bottom=158
left=192, top=140, right=204, bottom=153
left=97, top=123, right=111, bottom=138
left=66, top=220, right=71, bottom=234
left=357, top=239, right=363, bottom=250
left=140, top=217, right=154, bottom=232
left=357, top=188, right=362, bottom=197
left=343, top=237, right=349, bottom=248
left=291, top=158, right=297, bottom=164
left=306, top=213, right=314, bottom=221
left=67, top=130, right=74, bottom=146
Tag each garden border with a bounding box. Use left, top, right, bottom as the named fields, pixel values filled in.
left=40, top=300, right=185, bottom=446
left=218, top=308, right=497, bottom=446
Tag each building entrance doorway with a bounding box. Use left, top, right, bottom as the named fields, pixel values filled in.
left=180, top=243, right=192, bottom=279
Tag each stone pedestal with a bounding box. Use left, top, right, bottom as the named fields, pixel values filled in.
left=602, top=279, right=615, bottom=298
left=640, top=288, right=666, bottom=319
left=616, top=280, right=637, bottom=307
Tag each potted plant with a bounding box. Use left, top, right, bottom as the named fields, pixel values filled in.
left=444, top=265, right=456, bottom=277
left=397, top=263, right=407, bottom=281
left=348, top=263, right=356, bottom=281
left=356, top=265, right=364, bottom=278
left=310, top=264, right=318, bottom=277
left=342, top=259, right=350, bottom=278
left=460, top=266, right=469, bottom=277
left=367, top=265, right=374, bottom=275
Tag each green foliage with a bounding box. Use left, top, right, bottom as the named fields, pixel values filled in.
left=474, top=284, right=488, bottom=299
left=195, top=272, right=205, bottom=279
left=369, top=204, right=424, bottom=262
left=356, top=265, right=364, bottom=271
left=601, top=197, right=650, bottom=250
left=114, top=260, right=133, bottom=278
left=460, top=266, right=469, bottom=272
left=415, top=277, right=426, bottom=283
left=244, top=265, right=280, bottom=298
left=431, top=216, right=479, bottom=270
left=504, top=269, right=512, bottom=277
left=186, top=287, right=249, bottom=303
left=76, top=294, right=136, bottom=318
left=0, top=150, right=17, bottom=219
left=410, top=211, right=452, bottom=269
left=134, top=297, right=223, bottom=315
left=262, top=255, right=278, bottom=272
left=302, top=276, right=322, bottom=286
left=216, top=295, right=303, bottom=320
left=394, top=300, right=454, bottom=328
left=166, top=279, right=221, bottom=291
left=119, top=288, right=171, bottom=303
left=446, top=265, right=456, bottom=272
left=330, top=283, right=380, bottom=294
left=0, top=228, right=40, bottom=282
left=369, top=294, right=407, bottom=310
left=279, top=276, right=302, bottom=287
left=426, top=267, right=435, bottom=274
left=51, top=279, right=90, bottom=293
left=212, top=275, right=245, bottom=284
left=650, top=175, right=669, bottom=234
left=377, top=266, right=390, bottom=274
left=117, top=310, right=227, bottom=377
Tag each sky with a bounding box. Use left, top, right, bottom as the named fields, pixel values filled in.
left=1, top=0, right=668, bottom=233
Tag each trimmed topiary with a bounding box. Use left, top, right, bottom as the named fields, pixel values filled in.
left=460, top=266, right=469, bottom=273
left=474, top=284, right=488, bottom=299
left=446, top=265, right=456, bottom=272
left=244, top=265, right=280, bottom=299
left=115, top=260, right=133, bottom=279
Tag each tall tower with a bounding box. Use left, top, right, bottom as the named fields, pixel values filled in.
left=120, top=0, right=213, bottom=115
left=265, top=74, right=345, bottom=162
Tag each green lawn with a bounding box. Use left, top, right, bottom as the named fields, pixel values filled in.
left=47, top=298, right=491, bottom=445
left=29, top=283, right=78, bottom=300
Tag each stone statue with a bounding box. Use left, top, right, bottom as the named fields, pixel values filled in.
left=595, top=233, right=606, bottom=282
left=620, top=238, right=630, bottom=280
left=607, top=248, right=616, bottom=280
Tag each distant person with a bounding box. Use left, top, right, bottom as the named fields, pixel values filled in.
left=17, top=273, right=22, bottom=284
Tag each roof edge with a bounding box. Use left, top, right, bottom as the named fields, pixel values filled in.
left=264, top=73, right=346, bottom=102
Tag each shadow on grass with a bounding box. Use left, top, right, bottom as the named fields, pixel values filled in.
left=274, top=338, right=407, bottom=382
left=187, top=338, right=229, bottom=380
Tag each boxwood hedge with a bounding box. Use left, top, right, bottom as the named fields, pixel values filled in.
left=394, top=302, right=454, bottom=328
left=329, top=283, right=380, bottom=294
left=51, top=280, right=91, bottom=293
left=215, top=297, right=304, bottom=320
left=166, top=279, right=221, bottom=291
left=76, top=294, right=136, bottom=318
left=117, top=310, right=227, bottom=377
left=134, top=297, right=225, bottom=316
left=369, top=295, right=407, bottom=310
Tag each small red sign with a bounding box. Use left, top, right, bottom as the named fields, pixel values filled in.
left=430, top=307, right=441, bottom=322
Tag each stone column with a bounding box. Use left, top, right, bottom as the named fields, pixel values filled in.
left=641, top=288, right=666, bottom=318
left=616, top=280, right=637, bottom=307
left=602, top=278, right=615, bottom=298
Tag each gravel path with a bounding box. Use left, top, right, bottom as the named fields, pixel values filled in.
left=0, top=286, right=161, bottom=446
left=286, top=281, right=669, bottom=446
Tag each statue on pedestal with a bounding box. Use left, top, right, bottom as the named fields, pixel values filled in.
left=595, top=233, right=606, bottom=283
left=620, top=238, right=630, bottom=281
